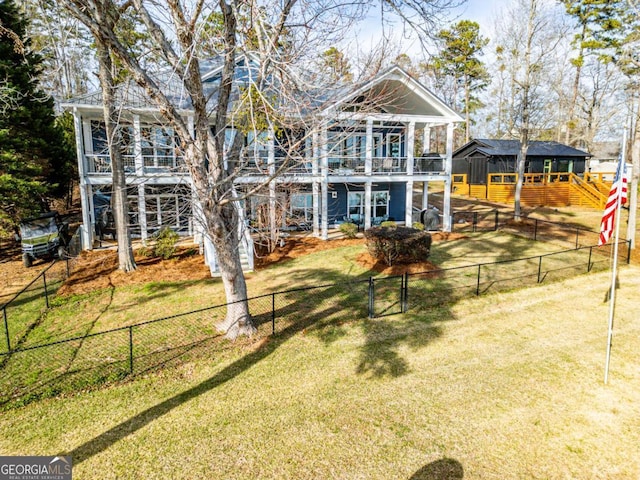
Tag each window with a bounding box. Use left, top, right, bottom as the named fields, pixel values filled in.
left=347, top=191, right=389, bottom=218
left=290, top=193, right=313, bottom=222
left=141, top=126, right=179, bottom=169
left=387, top=133, right=402, bottom=158
left=543, top=159, right=552, bottom=174
left=372, top=191, right=389, bottom=218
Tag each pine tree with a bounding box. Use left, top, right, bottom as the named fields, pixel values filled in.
left=432, top=20, right=490, bottom=142
left=0, top=0, right=75, bottom=235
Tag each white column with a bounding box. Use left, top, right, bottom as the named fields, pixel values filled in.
left=321, top=181, right=328, bottom=239
left=320, top=126, right=329, bottom=239
left=365, top=118, right=373, bottom=175
left=405, top=180, right=414, bottom=225
left=407, top=121, right=415, bottom=175
left=364, top=182, right=372, bottom=230
left=312, top=128, right=319, bottom=176
left=133, top=115, right=143, bottom=175
left=443, top=122, right=454, bottom=232
left=137, top=183, right=147, bottom=243
left=423, top=125, right=431, bottom=154
left=73, top=109, right=92, bottom=249
left=311, top=128, right=320, bottom=236
left=312, top=181, right=320, bottom=236
left=422, top=182, right=429, bottom=210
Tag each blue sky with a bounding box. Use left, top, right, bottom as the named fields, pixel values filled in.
left=349, top=0, right=503, bottom=62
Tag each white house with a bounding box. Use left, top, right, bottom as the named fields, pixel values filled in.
left=62, top=58, right=462, bottom=273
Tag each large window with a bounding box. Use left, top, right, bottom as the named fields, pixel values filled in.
left=328, top=132, right=382, bottom=167
left=347, top=191, right=389, bottom=218
left=290, top=193, right=313, bottom=222
left=141, top=126, right=179, bottom=170
left=387, top=133, right=402, bottom=158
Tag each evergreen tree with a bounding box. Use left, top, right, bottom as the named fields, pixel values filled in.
left=432, top=20, right=490, bottom=142
left=0, top=0, right=75, bottom=235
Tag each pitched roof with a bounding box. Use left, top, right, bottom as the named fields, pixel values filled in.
left=457, top=139, right=591, bottom=158
left=63, top=59, right=462, bottom=122
left=62, top=57, right=243, bottom=110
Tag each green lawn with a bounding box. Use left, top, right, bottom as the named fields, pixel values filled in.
left=1, top=262, right=638, bottom=478
left=0, top=230, right=624, bottom=407
left=2, top=231, right=567, bottom=350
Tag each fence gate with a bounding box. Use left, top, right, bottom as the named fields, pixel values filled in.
left=369, top=275, right=405, bottom=318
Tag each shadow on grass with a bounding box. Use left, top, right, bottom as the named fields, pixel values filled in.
left=409, top=458, right=464, bottom=479
left=62, top=264, right=458, bottom=464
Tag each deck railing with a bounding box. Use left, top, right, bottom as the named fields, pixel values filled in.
left=85, top=153, right=449, bottom=177
left=85, top=154, right=186, bottom=174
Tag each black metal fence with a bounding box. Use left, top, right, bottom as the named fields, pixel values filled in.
left=452, top=208, right=604, bottom=249
left=0, top=238, right=630, bottom=409
left=1, top=258, right=76, bottom=353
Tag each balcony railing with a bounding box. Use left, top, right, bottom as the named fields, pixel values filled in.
left=414, top=155, right=444, bottom=173
left=85, top=154, right=186, bottom=174
left=85, top=152, right=448, bottom=177
left=238, top=155, right=314, bottom=176
left=328, top=157, right=366, bottom=175
left=372, top=157, right=406, bottom=174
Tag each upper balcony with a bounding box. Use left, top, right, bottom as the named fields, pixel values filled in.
left=84, top=152, right=446, bottom=178
left=85, top=154, right=187, bottom=175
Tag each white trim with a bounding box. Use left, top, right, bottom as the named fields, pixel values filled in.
left=321, top=66, right=463, bottom=121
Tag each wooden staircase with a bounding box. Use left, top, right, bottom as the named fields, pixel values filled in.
left=568, top=174, right=607, bottom=209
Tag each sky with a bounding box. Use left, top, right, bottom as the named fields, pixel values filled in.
left=348, top=0, right=504, bottom=64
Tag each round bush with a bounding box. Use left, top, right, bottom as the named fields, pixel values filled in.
left=339, top=222, right=358, bottom=239
left=364, top=226, right=431, bottom=266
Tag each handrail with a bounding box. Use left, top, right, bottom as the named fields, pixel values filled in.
left=569, top=173, right=607, bottom=208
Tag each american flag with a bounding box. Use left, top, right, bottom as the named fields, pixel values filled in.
left=598, top=158, right=628, bottom=246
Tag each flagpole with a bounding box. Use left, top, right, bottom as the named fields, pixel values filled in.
left=604, top=126, right=628, bottom=384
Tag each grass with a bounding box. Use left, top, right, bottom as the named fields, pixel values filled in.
left=0, top=264, right=638, bottom=478
left=0, top=230, right=623, bottom=408
left=4, top=231, right=563, bottom=349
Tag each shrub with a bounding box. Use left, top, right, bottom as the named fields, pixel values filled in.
left=364, top=226, right=431, bottom=266
left=339, top=222, right=358, bottom=238
left=153, top=227, right=180, bottom=259
left=412, top=222, right=425, bottom=231
left=137, top=245, right=154, bottom=258
left=380, top=220, right=397, bottom=228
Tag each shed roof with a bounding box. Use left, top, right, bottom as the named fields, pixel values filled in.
left=456, top=139, right=592, bottom=158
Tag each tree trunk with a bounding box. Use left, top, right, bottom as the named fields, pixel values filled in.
left=514, top=141, right=528, bottom=221
left=565, top=22, right=586, bottom=146
left=96, top=39, right=136, bottom=272
left=464, top=75, right=471, bottom=142
left=209, top=202, right=255, bottom=340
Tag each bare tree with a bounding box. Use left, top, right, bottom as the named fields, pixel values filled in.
left=493, top=0, right=566, bottom=220
left=60, top=0, right=462, bottom=339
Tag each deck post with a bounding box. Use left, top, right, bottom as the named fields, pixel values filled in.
left=368, top=277, right=374, bottom=318
left=320, top=127, right=329, bottom=239
left=537, top=256, right=543, bottom=283
left=3, top=307, right=10, bottom=352
left=443, top=122, right=454, bottom=232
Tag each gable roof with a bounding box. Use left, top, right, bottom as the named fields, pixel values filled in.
left=455, top=139, right=592, bottom=158
left=319, top=65, right=463, bottom=121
